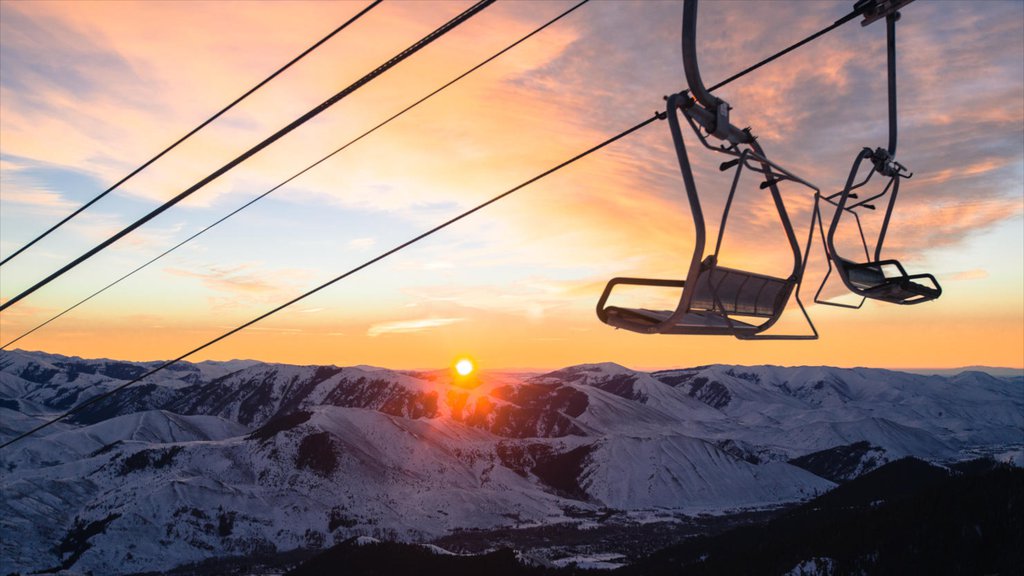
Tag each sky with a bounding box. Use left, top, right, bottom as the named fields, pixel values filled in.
left=0, top=0, right=1021, bottom=371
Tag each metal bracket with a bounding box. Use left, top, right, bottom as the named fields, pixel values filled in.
left=678, top=93, right=748, bottom=146
left=858, top=0, right=914, bottom=26
left=869, top=147, right=909, bottom=178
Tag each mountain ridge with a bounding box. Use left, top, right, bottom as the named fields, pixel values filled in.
left=1, top=349, right=1020, bottom=574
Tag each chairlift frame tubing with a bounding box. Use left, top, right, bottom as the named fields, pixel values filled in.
left=681, top=0, right=750, bottom=144
left=813, top=195, right=866, bottom=309
left=713, top=149, right=750, bottom=258
left=750, top=139, right=803, bottom=285
left=875, top=173, right=899, bottom=260
left=826, top=148, right=873, bottom=267
left=681, top=0, right=718, bottom=111
left=876, top=12, right=900, bottom=256
left=886, top=12, right=898, bottom=156
left=663, top=93, right=708, bottom=331
left=742, top=138, right=803, bottom=336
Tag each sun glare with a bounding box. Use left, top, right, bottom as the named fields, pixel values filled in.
left=455, top=358, right=475, bottom=376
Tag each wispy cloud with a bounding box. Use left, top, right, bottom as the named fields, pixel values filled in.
left=950, top=269, right=989, bottom=282
left=164, top=263, right=277, bottom=295
left=347, top=237, right=376, bottom=249
left=367, top=317, right=465, bottom=337
left=0, top=188, right=78, bottom=211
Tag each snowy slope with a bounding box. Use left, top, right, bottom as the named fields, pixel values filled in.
left=1, top=350, right=1020, bottom=574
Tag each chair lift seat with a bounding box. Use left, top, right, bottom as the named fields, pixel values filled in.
left=599, top=262, right=793, bottom=335
left=837, top=258, right=941, bottom=304
left=602, top=307, right=758, bottom=335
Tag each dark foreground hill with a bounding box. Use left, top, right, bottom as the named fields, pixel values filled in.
left=621, top=458, right=1024, bottom=576
left=285, top=459, right=1023, bottom=576
left=288, top=543, right=561, bottom=576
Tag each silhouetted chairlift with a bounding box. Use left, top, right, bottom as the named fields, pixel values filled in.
left=597, top=0, right=818, bottom=339
left=812, top=5, right=941, bottom=307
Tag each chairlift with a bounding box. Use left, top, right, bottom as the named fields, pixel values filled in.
left=812, top=2, right=941, bottom=307
left=597, top=0, right=818, bottom=339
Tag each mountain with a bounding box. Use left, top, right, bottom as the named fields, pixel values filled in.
left=282, top=460, right=1024, bottom=575
left=0, top=350, right=1020, bottom=574
left=904, top=366, right=1024, bottom=378
left=619, top=458, right=1024, bottom=576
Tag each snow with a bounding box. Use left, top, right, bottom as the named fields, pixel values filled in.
left=1, top=351, right=1020, bottom=574
left=551, top=552, right=628, bottom=570
left=784, top=557, right=839, bottom=576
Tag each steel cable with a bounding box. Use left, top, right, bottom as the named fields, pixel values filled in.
left=1, top=0, right=590, bottom=351
left=0, top=0, right=495, bottom=312
left=0, top=0, right=382, bottom=268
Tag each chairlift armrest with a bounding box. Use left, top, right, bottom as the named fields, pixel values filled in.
left=904, top=273, right=942, bottom=293
left=597, top=277, right=686, bottom=318
left=873, top=259, right=909, bottom=278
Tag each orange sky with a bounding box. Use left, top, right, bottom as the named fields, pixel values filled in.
left=1, top=0, right=1022, bottom=370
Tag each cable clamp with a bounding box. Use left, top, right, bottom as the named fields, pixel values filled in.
left=683, top=97, right=748, bottom=145
left=858, top=0, right=914, bottom=26
left=870, top=147, right=909, bottom=177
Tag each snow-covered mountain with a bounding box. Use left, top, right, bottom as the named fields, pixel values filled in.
left=0, top=350, right=1020, bottom=574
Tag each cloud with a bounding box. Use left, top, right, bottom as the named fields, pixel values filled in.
left=367, top=317, right=465, bottom=337
left=0, top=187, right=78, bottom=211
left=401, top=276, right=611, bottom=323
left=164, top=263, right=278, bottom=295
left=950, top=269, right=989, bottom=281
left=347, top=237, right=376, bottom=249
left=882, top=197, right=1023, bottom=259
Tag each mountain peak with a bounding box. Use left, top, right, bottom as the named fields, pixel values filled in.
left=2, top=350, right=1021, bottom=575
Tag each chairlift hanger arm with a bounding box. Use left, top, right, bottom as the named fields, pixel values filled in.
left=872, top=6, right=910, bottom=170
left=680, top=0, right=750, bottom=145
left=886, top=12, right=898, bottom=156
left=681, top=0, right=890, bottom=145
left=680, top=0, right=717, bottom=112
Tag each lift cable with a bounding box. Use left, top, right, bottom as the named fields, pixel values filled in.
left=0, top=0, right=591, bottom=351
left=0, top=112, right=662, bottom=451
left=706, top=4, right=866, bottom=93
left=0, top=0, right=495, bottom=313
left=0, top=1, right=866, bottom=451
left=0, top=0, right=382, bottom=269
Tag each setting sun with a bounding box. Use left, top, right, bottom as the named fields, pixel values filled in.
left=455, top=358, right=475, bottom=376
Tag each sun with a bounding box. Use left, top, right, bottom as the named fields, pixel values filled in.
left=455, top=358, right=475, bottom=377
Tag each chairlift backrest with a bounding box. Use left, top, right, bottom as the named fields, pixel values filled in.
left=691, top=263, right=793, bottom=318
